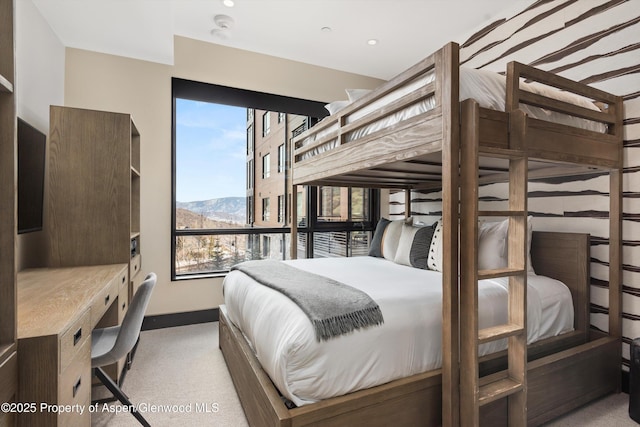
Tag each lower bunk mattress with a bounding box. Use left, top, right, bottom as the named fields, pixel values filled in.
left=222, top=256, right=573, bottom=407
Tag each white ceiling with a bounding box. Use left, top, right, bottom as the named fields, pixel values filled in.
left=32, top=0, right=529, bottom=80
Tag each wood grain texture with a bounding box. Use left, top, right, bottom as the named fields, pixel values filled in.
left=0, top=351, right=17, bottom=405
left=289, top=34, right=622, bottom=424
left=46, top=106, right=133, bottom=268
left=17, top=264, right=127, bottom=339
left=219, top=306, right=443, bottom=427
left=0, top=0, right=17, bottom=417
left=17, top=265, right=125, bottom=426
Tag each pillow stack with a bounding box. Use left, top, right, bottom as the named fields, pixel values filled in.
left=369, top=216, right=535, bottom=274
left=369, top=218, right=438, bottom=270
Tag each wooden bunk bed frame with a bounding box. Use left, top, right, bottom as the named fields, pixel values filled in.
left=219, top=42, right=623, bottom=426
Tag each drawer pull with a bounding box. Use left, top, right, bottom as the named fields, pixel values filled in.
left=122, top=275, right=126, bottom=284
left=73, top=328, right=82, bottom=346
left=105, top=295, right=110, bottom=306
left=72, top=377, right=82, bottom=398
left=122, top=302, right=126, bottom=311
left=134, top=264, right=138, bottom=271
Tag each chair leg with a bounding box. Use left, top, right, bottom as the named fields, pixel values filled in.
left=94, top=367, right=150, bottom=427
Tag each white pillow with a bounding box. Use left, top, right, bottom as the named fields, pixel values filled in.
left=345, top=88, right=372, bottom=103
left=478, top=219, right=508, bottom=270
left=427, top=219, right=443, bottom=272
left=324, top=100, right=349, bottom=115
left=394, top=224, right=420, bottom=266
left=478, top=217, right=535, bottom=274
left=381, top=218, right=412, bottom=262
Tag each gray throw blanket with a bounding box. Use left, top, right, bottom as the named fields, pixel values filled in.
left=231, top=260, right=384, bottom=341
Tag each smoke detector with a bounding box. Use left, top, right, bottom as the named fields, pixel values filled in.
left=211, top=14, right=235, bottom=39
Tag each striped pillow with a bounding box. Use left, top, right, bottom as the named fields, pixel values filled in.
left=394, top=222, right=437, bottom=269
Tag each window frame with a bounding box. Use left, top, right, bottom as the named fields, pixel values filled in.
left=171, top=77, right=376, bottom=280
left=262, top=111, right=270, bottom=136
left=262, top=153, right=271, bottom=179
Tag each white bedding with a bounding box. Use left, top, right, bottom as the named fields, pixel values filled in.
left=223, top=256, right=574, bottom=406
left=297, top=67, right=606, bottom=160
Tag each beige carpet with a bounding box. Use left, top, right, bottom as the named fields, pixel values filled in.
left=91, top=322, right=636, bottom=426
left=91, top=322, right=249, bottom=427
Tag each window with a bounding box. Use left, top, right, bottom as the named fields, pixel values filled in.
left=262, top=153, right=270, bottom=179
left=278, top=195, right=285, bottom=223
left=171, top=77, right=372, bottom=279
left=262, top=197, right=270, bottom=221
left=319, top=187, right=342, bottom=220
left=262, top=112, right=270, bottom=136
left=246, top=125, right=254, bottom=154
left=246, top=159, right=253, bottom=190
left=278, top=144, right=285, bottom=173
left=278, top=112, right=285, bottom=123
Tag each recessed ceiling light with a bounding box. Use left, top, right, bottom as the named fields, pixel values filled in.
left=222, top=0, right=235, bottom=7
left=321, top=26, right=332, bottom=33
left=367, top=39, right=378, bottom=46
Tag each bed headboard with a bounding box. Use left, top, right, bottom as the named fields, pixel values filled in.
left=530, top=231, right=590, bottom=333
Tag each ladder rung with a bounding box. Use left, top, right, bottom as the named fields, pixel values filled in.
left=478, top=376, right=523, bottom=406
left=478, top=210, right=525, bottom=217
left=478, top=268, right=525, bottom=280
left=478, top=323, right=524, bottom=344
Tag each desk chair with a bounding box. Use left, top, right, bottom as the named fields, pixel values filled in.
left=92, top=272, right=156, bottom=427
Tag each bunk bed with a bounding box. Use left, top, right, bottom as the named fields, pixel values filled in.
left=219, top=42, right=623, bottom=426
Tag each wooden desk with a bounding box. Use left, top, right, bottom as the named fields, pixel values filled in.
left=17, top=264, right=128, bottom=427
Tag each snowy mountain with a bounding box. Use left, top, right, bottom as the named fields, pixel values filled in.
left=176, top=197, right=246, bottom=225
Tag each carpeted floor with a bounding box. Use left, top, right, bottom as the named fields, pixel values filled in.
left=91, top=322, right=248, bottom=427
left=91, top=322, right=636, bottom=426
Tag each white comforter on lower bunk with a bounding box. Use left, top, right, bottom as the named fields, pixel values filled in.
left=223, top=256, right=573, bottom=407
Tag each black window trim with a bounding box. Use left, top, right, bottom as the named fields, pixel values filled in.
left=171, top=77, right=380, bottom=280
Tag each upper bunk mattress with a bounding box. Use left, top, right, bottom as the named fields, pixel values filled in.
left=223, top=256, right=574, bottom=406
left=297, top=67, right=607, bottom=160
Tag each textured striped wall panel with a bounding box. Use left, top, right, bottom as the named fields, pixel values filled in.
left=390, top=0, right=640, bottom=369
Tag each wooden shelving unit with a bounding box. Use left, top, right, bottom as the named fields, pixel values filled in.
left=0, top=0, right=18, bottom=425
left=45, top=105, right=142, bottom=382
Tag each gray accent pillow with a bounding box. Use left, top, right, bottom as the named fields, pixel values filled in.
left=368, top=217, right=391, bottom=257
left=409, top=223, right=437, bottom=269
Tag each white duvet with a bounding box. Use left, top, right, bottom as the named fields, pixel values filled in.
left=223, top=256, right=573, bottom=406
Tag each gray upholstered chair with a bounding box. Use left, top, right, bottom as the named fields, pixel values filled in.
left=91, top=272, right=156, bottom=427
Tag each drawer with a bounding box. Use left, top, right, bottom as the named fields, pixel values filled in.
left=58, top=395, right=90, bottom=427
left=91, top=272, right=125, bottom=328
left=130, top=254, right=142, bottom=283
left=0, top=351, right=17, bottom=404
left=0, top=410, right=15, bottom=427
left=132, top=269, right=145, bottom=295
left=59, top=338, right=90, bottom=407
left=118, top=283, right=129, bottom=323
left=60, top=310, right=91, bottom=374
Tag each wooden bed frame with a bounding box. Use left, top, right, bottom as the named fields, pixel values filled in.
left=220, top=41, right=623, bottom=426
left=219, top=232, right=617, bottom=426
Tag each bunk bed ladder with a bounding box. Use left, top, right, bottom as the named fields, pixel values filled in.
left=459, top=100, right=528, bottom=426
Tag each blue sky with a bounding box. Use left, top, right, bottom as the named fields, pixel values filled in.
left=175, top=99, right=246, bottom=202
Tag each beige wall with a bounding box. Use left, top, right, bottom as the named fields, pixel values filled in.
left=64, top=36, right=383, bottom=315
